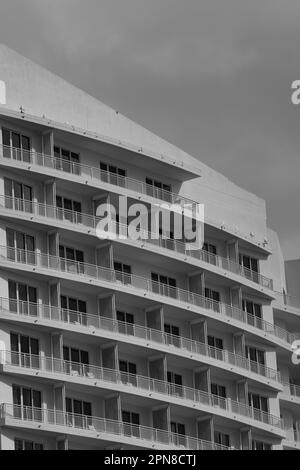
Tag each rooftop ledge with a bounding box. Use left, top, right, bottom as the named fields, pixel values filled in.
left=0, top=106, right=202, bottom=180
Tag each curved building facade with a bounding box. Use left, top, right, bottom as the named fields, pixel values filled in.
left=0, top=44, right=299, bottom=450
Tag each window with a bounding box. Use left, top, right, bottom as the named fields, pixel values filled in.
left=4, top=177, right=33, bottom=212
left=2, top=128, right=31, bottom=162
left=203, top=242, right=217, bottom=255
left=54, top=146, right=80, bottom=174
left=167, top=371, right=183, bottom=396
left=214, top=431, right=230, bottom=448
left=242, top=300, right=262, bottom=327
left=122, top=410, right=140, bottom=437
left=145, top=177, right=172, bottom=202
left=56, top=196, right=82, bottom=223
left=117, top=310, right=134, bottom=335
left=6, top=229, right=35, bottom=264
left=207, top=335, right=224, bottom=360
left=248, top=393, right=269, bottom=420
left=60, top=295, right=87, bottom=325
left=100, top=161, right=126, bottom=187
left=239, top=254, right=259, bottom=282
left=59, top=245, right=84, bottom=274
left=63, top=346, right=89, bottom=375
left=252, top=440, right=271, bottom=450
left=10, top=332, right=39, bottom=368
left=14, top=438, right=43, bottom=450
left=8, top=279, right=37, bottom=315
left=204, top=287, right=220, bottom=312
left=114, top=262, right=132, bottom=284
left=246, top=346, right=265, bottom=373
left=119, top=360, right=137, bottom=385
left=12, top=385, right=42, bottom=420
left=164, top=323, right=180, bottom=347
left=171, top=421, right=186, bottom=446
left=211, top=383, right=227, bottom=408
left=151, top=273, right=177, bottom=298
left=66, top=398, right=92, bottom=428
left=202, top=242, right=217, bottom=265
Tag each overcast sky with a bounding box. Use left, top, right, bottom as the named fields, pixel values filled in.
left=1, top=0, right=300, bottom=259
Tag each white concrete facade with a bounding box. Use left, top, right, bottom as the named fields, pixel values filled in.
left=0, top=44, right=298, bottom=450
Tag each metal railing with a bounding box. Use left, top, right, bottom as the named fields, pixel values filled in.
left=0, top=297, right=281, bottom=383
left=0, top=195, right=273, bottom=290
left=0, top=403, right=230, bottom=450
left=0, top=350, right=282, bottom=429
left=0, top=144, right=271, bottom=252
left=282, top=382, right=300, bottom=399
left=0, top=246, right=289, bottom=345
left=0, top=144, right=192, bottom=206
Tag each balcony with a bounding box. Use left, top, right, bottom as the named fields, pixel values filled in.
left=0, top=246, right=289, bottom=347
left=0, top=195, right=273, bottom=291
left=0, top=350, right=283, bottom=433
left=0, top=144, right=193, bottom=205
left=0, top=144, right=270, bottom=252
left=0, top=403, right=230, bottom=450
left=0, top=298, right=281, bottom=388
left=282, top=428, right=300, bottom=449
left=280, top=382, right=300, bottom=402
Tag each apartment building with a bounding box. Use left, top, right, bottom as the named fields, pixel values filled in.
left=0, top=44, right=299, bottom=450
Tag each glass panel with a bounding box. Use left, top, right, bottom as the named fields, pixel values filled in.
left=20, top=335, right=30, bottom=354
left=12, top=132, right=21, bottom=148
left=32, top=390, right=41, bottom=408
left=2, top=129, right=11, bottom=158
left=18, top=284, right=28, bottom=301
left=10, top=333, right=19, bottom=353
left=21, top=135, right=30, bottom=151
left=6, top=228, right=15, bottom=248
left=13, top=181, right=23, bottom=199
left=14, top=439, right=23, bottom=450
left=13, top=385, right=21, bottom=405
left=68, top=298, right=77, bottom=311
left=83, top=402, right=92, bottom=416
left=71, top=348, right=80, bottom=363
left=2, top=128, right=10, bottom=146
left=30, top=338, right=39, bottom=356
left=66, top=248, right=75, bottom=260
left=4, top=178, right=12, bottom=198
left=22, top=388, right=32, bottom=406
left=8, top=280, right=17, bottom=299
left=66, top=397, right=72, bottom=413
left=73, top=399, right=82, bottom=414
left=80, top=350, right=89, bottom=365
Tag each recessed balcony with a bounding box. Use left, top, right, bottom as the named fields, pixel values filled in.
left=0, top=297, right=282, bottom=389
left=0, top=195, right=273, bottom=291
left=0, top=350, right=283, bottom=434
left=0, top=403, right=230, bottom=450
left=0, top=143, right=271, bottom=253
left=0, top=246, right=290, bottom=349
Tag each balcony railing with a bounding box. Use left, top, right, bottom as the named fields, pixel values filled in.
left=0, top=144, right=192, bottom=206
left=0, top=403, right=230, bottom=450
left=282, top=382, right=300, bottom=399
left=0, top=350, right=282, bottom=429
left=0, top=144, right=271, bottom=252
left=0, top=195, right=273, bottom=290
left=0, top=246, right=289, bottom=345
left=0, top=298, right=281, bottom=384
